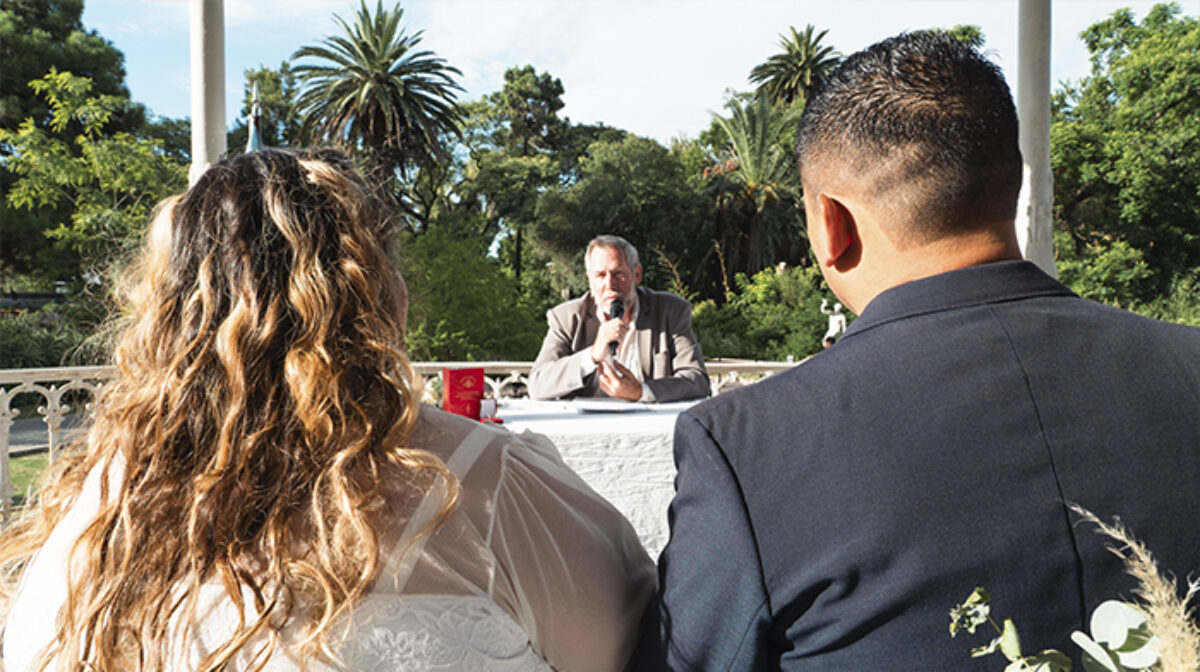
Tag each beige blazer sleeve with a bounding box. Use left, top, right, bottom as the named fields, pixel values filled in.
left=528, top=297, right=600, bottom=400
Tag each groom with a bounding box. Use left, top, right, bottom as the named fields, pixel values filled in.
left=634, top=31, right=1200, bottom=671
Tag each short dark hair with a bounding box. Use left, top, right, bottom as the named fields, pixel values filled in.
left=797, top=31, right=1022, bottom=243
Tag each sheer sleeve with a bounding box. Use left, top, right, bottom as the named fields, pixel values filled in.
left=487, top=430, right=656, bottom=672
left=3, top=458, right=124, bottom=672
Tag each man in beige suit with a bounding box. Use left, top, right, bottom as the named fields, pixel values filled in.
left=528, top=235, right=709, bottom=402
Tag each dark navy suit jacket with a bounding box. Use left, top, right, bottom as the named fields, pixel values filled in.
left=634, top=261, right=1200, bottom=671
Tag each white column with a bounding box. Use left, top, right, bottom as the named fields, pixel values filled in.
left=189, top=0, right=226, bottom=185
left=1015, top=0, right=1057, bottom=276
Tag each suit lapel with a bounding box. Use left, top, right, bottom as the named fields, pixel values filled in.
left=578, top=295, right=599, bottom=352
left=636, top=289, right=653, bottom=378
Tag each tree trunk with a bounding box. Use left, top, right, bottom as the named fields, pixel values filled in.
left=515, top=223, right=523, bottom=281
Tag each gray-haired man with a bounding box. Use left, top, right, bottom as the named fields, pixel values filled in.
left=528, top=235, right=709, bottom=402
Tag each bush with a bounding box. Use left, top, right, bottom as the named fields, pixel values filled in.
left=397, top=228, right=547, bottom=361
left=1129, top=271, right=1200, bottom=327
left=1055, top=230, right=1154, bottom=308
left=693, top=263, right=837, bottom=361
left=0, top=301, right=101, bottom=368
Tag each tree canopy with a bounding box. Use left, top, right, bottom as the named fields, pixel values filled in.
left=0, top=0, right=146, bottom=285
left=0, top=69, right=186, bottom=259
left=291, top=0, right=463, bottom=184
left=706, top=94, right=806, bottom=280
left=6, top=2, right=1200, bottom=367
left=748, top=25, right=840, bottom=106
left=1052, top=2, right=1200, bottom=304
left=0, top=0, right=135, bottom=134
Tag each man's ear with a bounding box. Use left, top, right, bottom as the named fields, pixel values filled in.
left=815, top=193, right=859, bottom=270
left=633, top=264, right=643, bottom=285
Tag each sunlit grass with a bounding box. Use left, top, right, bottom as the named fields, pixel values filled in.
left=7, top=451, right=49, bottom=507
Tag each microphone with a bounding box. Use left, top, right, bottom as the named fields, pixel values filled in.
left=607, top=297, right=625, bottom=357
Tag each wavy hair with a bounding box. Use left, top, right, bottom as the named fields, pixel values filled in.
left=0, top=148, right=457, bottom=671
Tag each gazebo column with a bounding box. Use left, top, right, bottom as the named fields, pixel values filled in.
left=189, top=0, right=226, bottom=185
left=1016, top=0, right=1056, bottom=276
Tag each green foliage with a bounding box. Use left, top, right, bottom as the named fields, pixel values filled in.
left=291, top=0, right=463, bottom=183
left=1054, top=230, right=1153, bottom=308
left=707, top=94, right=807, bottom=278
left=488, top=65, right=567, bottom=157
left=140, top=114, right=190, bottom=163
left=1, top=0, right=144, bottom=284
left=952, top=588, right=1169, bottom=672
left=1127, top=271, right=1200, bottom=327
left=692, top=263, right=830, bottom=361
left=9, top=452, right=49, bottom=507
left=0, top=69, right=186, bottom=260
left=0, top=301, right=94, bottom=368
left=1052, top=3, right=1200, bottom=300
left=1071, top=601, right=1161, bottom=672
left=748, top=25, right=840, bottom=106
left=533, top=135, right=708, bottom=292
left=949, top=587, right=994, bottom=637
left=454, top=66, right=569, bottom=280
left=0, top=0, right=135, bottom=132
left=669, top=136, right=711, bottom=191
left=950, top=588, right=1074, bottom=672
left=559, top=122, right=628, bottom=183
left=397, top=228, right=545, bottom=361
left=935, top=24, right=987, bottom=48
left=711, top=94, right=801, bottom=210
left=0, top=202, right=81, bottom=286
left=227, top=62, right=301, bottom=150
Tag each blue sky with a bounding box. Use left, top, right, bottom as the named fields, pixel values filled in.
left=81, top=0, right=1191, bottom=144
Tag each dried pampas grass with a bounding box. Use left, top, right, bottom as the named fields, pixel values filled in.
left=1071, top=504, right=1200, bottom=672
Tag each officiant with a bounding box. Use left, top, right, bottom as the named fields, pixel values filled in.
left=528, top=235, right=710, bottom=402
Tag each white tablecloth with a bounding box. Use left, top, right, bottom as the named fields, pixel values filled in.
left=496, top=399, right=698, bottom=558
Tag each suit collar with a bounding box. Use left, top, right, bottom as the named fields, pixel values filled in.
left=844, top=261, right=1074, bottom=340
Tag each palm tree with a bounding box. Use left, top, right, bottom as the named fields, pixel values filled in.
left=749, top=25, right=840, bottom=106
left=709, top=94, right=804, bottom=273
left=291, top=0, right=463, bottom=183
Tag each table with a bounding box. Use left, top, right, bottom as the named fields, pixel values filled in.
left=496, top=398, right=699, bottom=558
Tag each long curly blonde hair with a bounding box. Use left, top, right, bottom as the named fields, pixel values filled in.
left=0, top=148, right=457, bottom=671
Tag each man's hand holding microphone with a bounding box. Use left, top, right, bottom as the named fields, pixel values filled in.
left=591, top=297, right=642, bottom=400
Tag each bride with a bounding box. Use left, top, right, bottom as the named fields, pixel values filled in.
left=0, top=148, right=654, bottom=672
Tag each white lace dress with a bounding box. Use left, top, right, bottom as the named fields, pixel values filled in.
left=3, top=407, right=656, bottom=672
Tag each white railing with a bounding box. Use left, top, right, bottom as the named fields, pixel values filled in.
left=1, top=360, right=797, bottom=519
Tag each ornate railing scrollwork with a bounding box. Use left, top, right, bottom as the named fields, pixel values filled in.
left=2, top=359, right=798, bottom=520
left=0, top=366, right=115, bottom=521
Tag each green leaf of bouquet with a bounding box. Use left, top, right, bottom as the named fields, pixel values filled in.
left=1000, top=618, right=1024, bottom=661
left=1114, top=633, right=1160, bottom=669
left=1026, top=649, right=1074, bottom=672
left=1114, top=628, right=1153, bottom=653
left=966, top=587, right=992, bottom=606
left=1090, top=601, right=1146, bottom=649
left=1073, top=630, right=1123, bottom=672
left=971, top=637, right=1002, bottom=657
left=1079, top=649, right=1123, bottom=672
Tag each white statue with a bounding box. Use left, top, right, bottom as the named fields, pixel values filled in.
left=820, top=299, right=847, bottom=347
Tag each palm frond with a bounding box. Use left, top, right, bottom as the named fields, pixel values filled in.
left=749, top=24, right=841, bottom=105
left=290, top=0, right=463, bottom=179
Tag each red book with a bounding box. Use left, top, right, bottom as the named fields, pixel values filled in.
left=442, top=367, right=484, bottom=420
